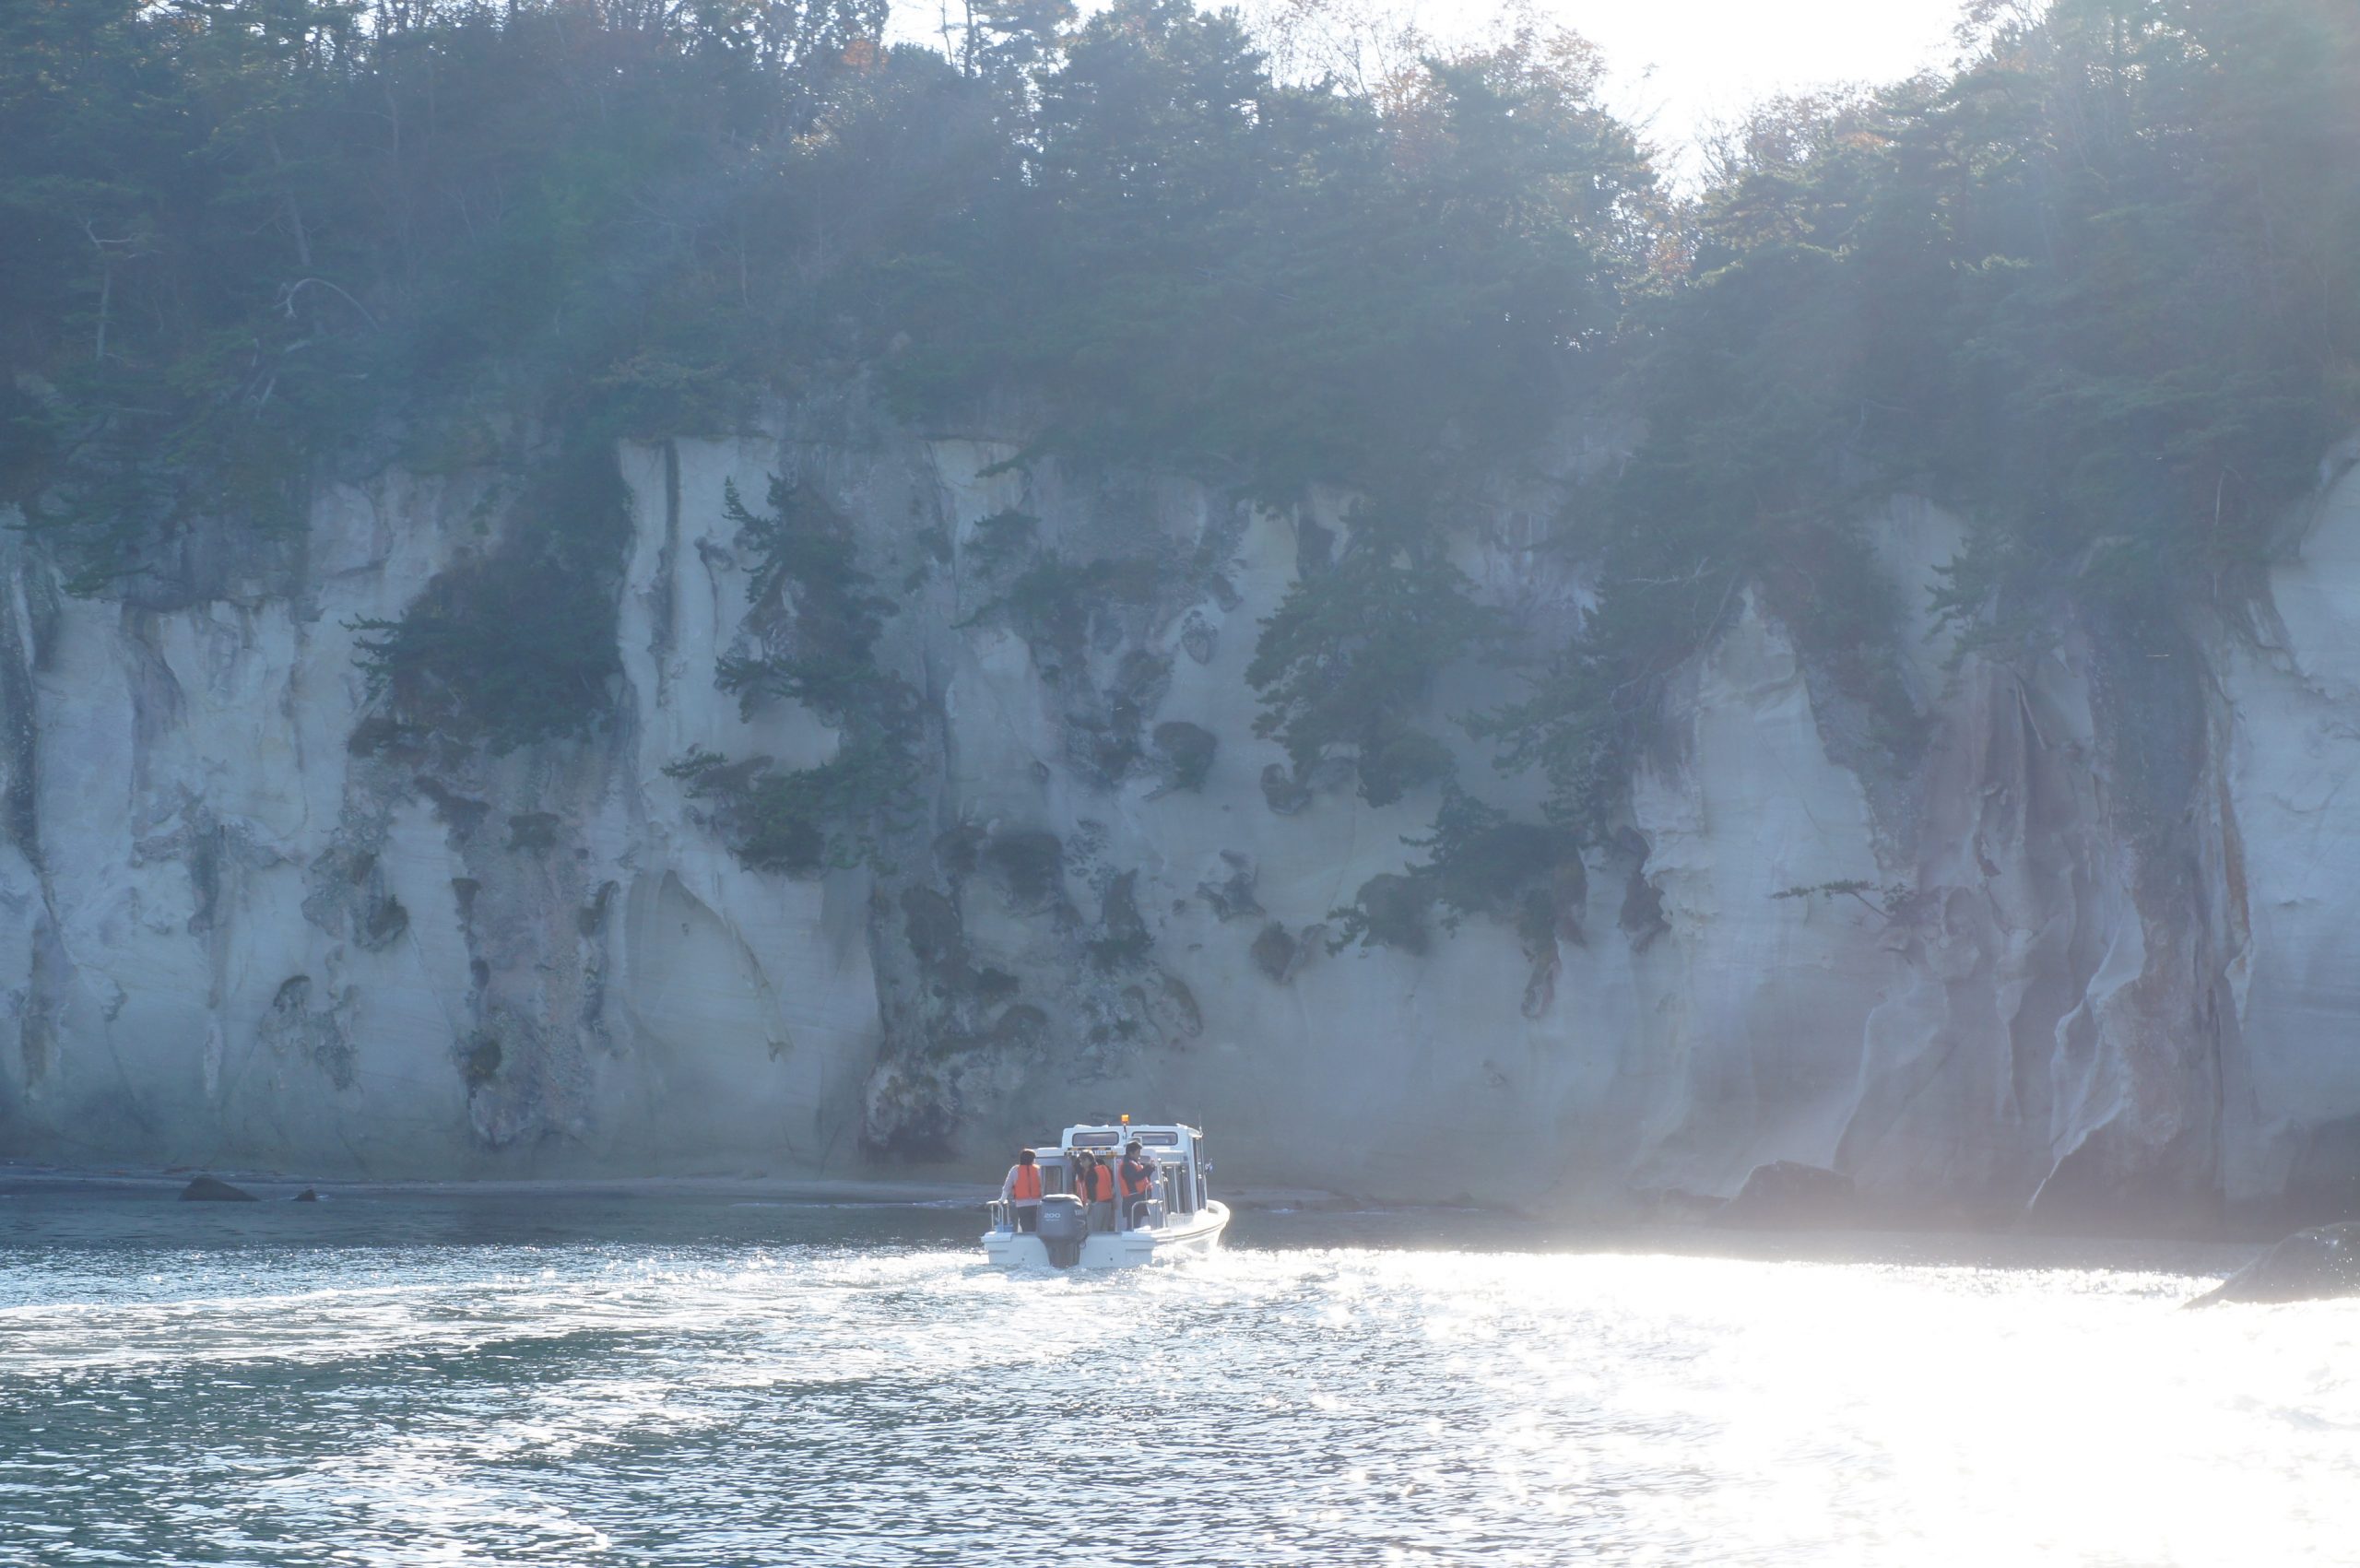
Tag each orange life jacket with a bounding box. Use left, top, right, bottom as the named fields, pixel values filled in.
left=1090, top=1164, right=1115, bottom=1202
left=1010, top=1164, right=1042, bottom=1202
left=1117, top=1158, right=1152, bottom=1199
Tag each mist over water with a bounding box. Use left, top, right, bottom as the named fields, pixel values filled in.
left=2, top=1190, right=2354, bottom=1566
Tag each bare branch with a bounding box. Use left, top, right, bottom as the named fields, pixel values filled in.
left=277, top=277, right=382, bottom=331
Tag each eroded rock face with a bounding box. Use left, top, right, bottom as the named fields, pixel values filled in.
left=2188, top=1222, right=2360, bottom=1306
left=0, top=406, right=2355, bottom=1220
left=1717, top=1161, right=1857, bottom=1228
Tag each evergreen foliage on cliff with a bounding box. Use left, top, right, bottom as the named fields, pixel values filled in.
left=350, top=441, right=631, bottom=752
left=675, top=475, right=921, bottom=875
left=3, top=0, right=903, bottom=580
left=1488, top=0, right=2360, bottom=836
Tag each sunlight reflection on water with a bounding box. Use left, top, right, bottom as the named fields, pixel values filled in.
left=0, top=1188, right=2354, bottom=1566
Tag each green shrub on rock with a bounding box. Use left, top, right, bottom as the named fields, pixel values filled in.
left=351, top=443, right=626, bottom=754
left=1247, top=501, right=1504, bottom=809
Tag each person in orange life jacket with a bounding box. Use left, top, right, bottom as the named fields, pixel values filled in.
left=1117, top=1140, right=1158, bottom=1230
left=1077, top=1150, right=1117, bottom=1232
left=1000, top=1149, right=1044, bottom=1232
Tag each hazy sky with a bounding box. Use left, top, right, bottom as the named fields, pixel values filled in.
left=1535, top=0, right=1967, bottom=156
left=894, top=0, right=1973, bottom=172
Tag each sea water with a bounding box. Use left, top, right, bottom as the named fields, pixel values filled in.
left=1, top=1185, right=2354, bottom=1566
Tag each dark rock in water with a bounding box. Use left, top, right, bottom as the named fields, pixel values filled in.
left=180, top=1175, right=257, bottom=1202
left=2187, top=1222, right=2360, bottom=1307
left=1717, top=1161, right=1856, bottom=1227
left=293, top=1187, right=319, bottom=1202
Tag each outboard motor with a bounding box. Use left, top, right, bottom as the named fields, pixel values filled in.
left=1034, top=1196, right=1088, bottom=1268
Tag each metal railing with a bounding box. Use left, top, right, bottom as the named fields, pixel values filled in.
left=988, top=1170, right=1197, bottom=1240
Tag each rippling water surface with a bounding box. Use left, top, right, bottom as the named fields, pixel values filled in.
left=2, top=1185, right=2355, bottom=1566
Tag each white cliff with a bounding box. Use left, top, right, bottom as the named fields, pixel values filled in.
left=3, top=402, right=2358, bottom=1222
left=2217, top=436, right=2360, bottom=1212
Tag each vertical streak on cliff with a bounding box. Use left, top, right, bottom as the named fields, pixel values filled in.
left=859, top=448, right=962, bottom=1160
left=649, top=440, right=682, bottom=709
left=0, top=535, right=42, bottom=873
left=0, top=525, right=59, bottom=1096
left=2198, top=673, right=2251, bottom=1211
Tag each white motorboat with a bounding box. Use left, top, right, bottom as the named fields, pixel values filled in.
left=983, top=1121, right=1228, bottom=1270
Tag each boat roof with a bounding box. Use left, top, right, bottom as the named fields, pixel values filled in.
left=1056, top=1123, right=1199, bottom=1152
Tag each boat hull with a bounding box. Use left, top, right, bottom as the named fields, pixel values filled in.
left=984, top=1202, right=1228, bottom=1271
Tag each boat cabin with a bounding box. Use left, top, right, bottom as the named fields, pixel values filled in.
left=1029, top=1123, right=1211, bottom=1224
